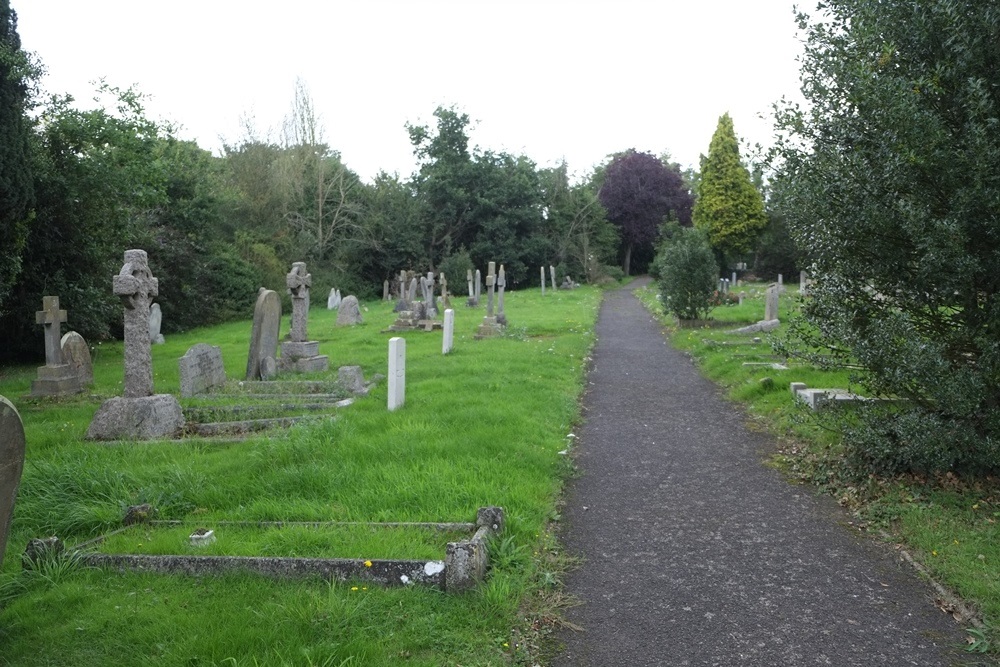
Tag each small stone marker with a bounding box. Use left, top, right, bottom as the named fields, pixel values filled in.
left=31, top=296, right=81, bottom=397
left=442, top=309, right=455, bottom=354
left=388, top=337, right=405, bottom=411
left=60, top=331, right=94, bottom=387
left=336, top=295, right=364, bottom=326
left=149, top=303, right=165, bottom=345
left=246, top=288, right=281, bottom=380
left=0, top=395, right=25, bottom=572
left=541, top=266, right=546, bottom=295
left=280, top=262, right=329, bottom=372
left=86, top=250, right=184, bottom=441
left=178, top=343, right=227, bottom=398
left=765, top=285, right=780, bottom=321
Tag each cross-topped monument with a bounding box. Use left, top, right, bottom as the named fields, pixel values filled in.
left=486, top=262, right=496, bottom=317
left=286, top=262, right=311, bottom=342
left=30, top=296, right=81, bottom=397
left=440, top=272, right=450, bottom=309
left=114, top=249, right=158, bottom=398
left=476, top=261, right=503, bottom=338
left=497, top=265, right=507, bottom=325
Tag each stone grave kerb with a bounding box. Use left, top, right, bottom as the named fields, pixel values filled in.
left=36, top=296, right=67, bottom=366
left=286, top=262, right=312, bottom=343
left=113, top=249, right=158, bottom=398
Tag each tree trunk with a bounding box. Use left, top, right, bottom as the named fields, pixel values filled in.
left=623, top=243, right=633, bottom=276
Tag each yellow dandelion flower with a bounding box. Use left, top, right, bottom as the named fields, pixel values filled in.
left=932, top=550, right=938, bottom=556
left=364, top=560, right=373, bottom=568
left=351, top=586, right=358, bottom=591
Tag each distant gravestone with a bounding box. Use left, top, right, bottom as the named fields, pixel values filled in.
left=439, top=272, right=451, bottom=309
left=383, top=280, right=390, bottom=301
left=338, top=365, right=367, bottom=394
left=246, top=288, right=282, bottom=380
left=60, top=331, right=94, bottom=387
left=388, top=337, right=405, bottom=411
left=800, top=270, right=808, bottom=296
left=149, top=303, right=165, bottom=345
left=30, top=296, right=82, bottom=397
left=496, top=265, right=507, bottom=326
left=86, top=250, right=184, bottom=441
left=407, top=277, right=418, bottom=305
left=443, top=308, right=455, bottom=354
left=474, top=269, right=482, bottom=305
left=327, top=288, right=339, bottom=310
left=550, top=266, right=556, bottom=292
left=476, top=262, right=502, bottom=338
left=765, top=285, right=780, bottom=321
left=280, top=262, right=329, bottom=373
left=0, top=395, right=25, bottom=572
left=541, top=266, right=546, bottom=295
left=336, top=295, right=364, bottom=326
left=467, top=270, right=474, bottom=300
left=179, top=343, right=227, bottom=397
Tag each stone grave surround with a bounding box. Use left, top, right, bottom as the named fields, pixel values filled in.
left=0, top=395, right=25, bottom=572
left=31, top=295, right=82, bottom=397
left=246, top=288, right=282, bottom=380
left=279, top=262, right=329, bottom=373
left=86, top=249, right=185, bottom=441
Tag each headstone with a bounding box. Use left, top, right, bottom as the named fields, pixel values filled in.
left=550, top=266, right=556, bottom=291
left=420, top=274, right=436, bottom=318
left=731, top=271, right=737, bottom=287
left=474, top=270, right=482, bottom=305
left=442, top=308, right=455, bottom=354
left=149, top=303, right=165, bottom=345
left=541, top=266, right=546, bottom=295
left=246, top=288, right=282, bottom=380
left=86, top=250, right=184, bottom=441
left=338, top=366, right=367, bottom=394
left=466, top=270, right=474, bottom=300
left=408, top=277, right=418, bottom=305
left=280, top=262, right=329, bottom=372
left=388, top=337, right=405, bottom=411
left=765, top=285, right=780, bottom=321
left=336, top=295, right=364, bottom=326
left=178, top=343, right=227, bottom=398
left=0, top=395, right=25, bottom=573
left=496, top=265, right=507, bottom=326
left=800, top=270, right=808, bottom=296
left=30, top=296, right=82, bottom=397
left=440, top=272, right=451, bottom=309
left=383, top=280, right=390, bottom=301
left=60, top=331, right=94, bottom=387
left=486, top=262, right=496, bottom=317
left=777, top=274, right=784, bottom=292
left=327, top=288, right=338, bottom=310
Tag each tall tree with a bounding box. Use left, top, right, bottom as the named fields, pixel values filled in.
left=770, top=1, right=1000, bottom=475
left=0, top=0, right=37, bottom=315
left=692, top=113, right=767, bottom=264
left=598, top=150, right=692, bottom=275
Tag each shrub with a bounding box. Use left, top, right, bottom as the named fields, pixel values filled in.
left=654, top=225, right=718, bottom=320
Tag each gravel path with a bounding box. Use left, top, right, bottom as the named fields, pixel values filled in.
left=552, top=279, right=973, bottom=666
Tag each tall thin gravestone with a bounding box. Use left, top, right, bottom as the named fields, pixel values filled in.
left=550, top=266, right=556, bottom=292
left=442, top=309, right=455, bottom=354
left=31, top=296, right=81, bottom=397
left=474, top=269, right=482, bottom=305
left=383, top=280, right=390, bottom=301
left=765, top=285, right=780, bottom=322
left=0, top=395, right=25, bottom=572
left=496, top=265, right=507, bottom=325
left=280, top=262, right=328, bottom=372
left=440, top=272, right=450, bottom=309
left=86, top=250, right=184, bottom=440
left=541, top=266, right=546, bottom=295
left=246, top=288, right=281, bottom=380
left=467, top=270, right=474, bottom=300
left=388, top=337, right=405, bottom=411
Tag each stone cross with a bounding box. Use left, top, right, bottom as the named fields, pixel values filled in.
left=113, top=249, right=158, bottom=398
left=486, top=262, right=496, bottom=317
left=497, top=265, right=506, bottom=317
left=35, top=296, right=68, bottom=367
left=541, top=266, right=546, bottom=295
left=286, top=262, right=312, bottom=342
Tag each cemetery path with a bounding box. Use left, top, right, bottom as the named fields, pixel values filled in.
left=551, top=278, right=973, bottom=667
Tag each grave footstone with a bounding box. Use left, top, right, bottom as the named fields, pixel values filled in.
left=280, top=262, right=329, bottom=372
left=149, top=303, right=165, bottom=345
left=179, top=343, right=227, bottom=397
left=246, top=288, right=282, bottom=380
left=60, top=331, right=94, bottom=387
left=30, top=296, right=82, bottom=397
left=86, top=250, right=184, bottom=441
left=443, top=309, right=455, bottom=354
left=336, top=295, right=364, bottom=326
left=0, top=396, right=24, bottom=572
left=388, top=337, right=405, bottom=411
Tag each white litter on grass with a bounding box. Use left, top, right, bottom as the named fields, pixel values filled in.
left=424, top=561, right=445, bottom=576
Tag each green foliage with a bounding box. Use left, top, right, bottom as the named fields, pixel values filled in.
left=769, top=0, right=1000, bottom=475
left=752, top=211, right=802, bottom=281
left=693, top=113, right=767, bottom=263
left=436, top=248, right=473, bottom=287
left=654, top=225, right=718, bottom=320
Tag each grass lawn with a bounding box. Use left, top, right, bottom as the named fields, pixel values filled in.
left=636, top=280, right=1000, bottom=655
left=0, top=285, right=601, bottom=666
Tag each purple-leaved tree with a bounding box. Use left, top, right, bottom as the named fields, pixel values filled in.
left=598, top=150, right=692, bottom=275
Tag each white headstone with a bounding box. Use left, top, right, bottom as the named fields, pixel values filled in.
left=388, top=337, right=406, bottom=411
left=541, top=266, right=546, bottom=295
left=765, top=285, right=780, bottom=321
left=443, top=309, right=455, bottom=354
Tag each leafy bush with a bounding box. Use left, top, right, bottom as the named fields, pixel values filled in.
left=654, top=225, right=718, bottom=320
left=437, top=249, right=474, bottom=287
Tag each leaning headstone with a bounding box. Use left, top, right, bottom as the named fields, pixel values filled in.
left=86, top=250, right=185, bottom=441
left=30, top=296, right=82, bottom=397
left=60, top=331, right=94, bottom=387
left=765, top=285, right=780, bottom=321
left=246, top=288, right=281, bottom=380
left=178, top=343, right=227, bottom=398
left=280, top=262, right=329, bottom=373
left=388, top=337, right=405, bottom=411
left=407, top=277, right=418, bottom=305
left=541, top=266, right=546, bottom=295
left=336, top=295, right=364, bottom=326
left=0, top=395, right=25, bottom=572
left=442, top=308, right=455, bottom=354
left=149, top=303, right=165, bottom=345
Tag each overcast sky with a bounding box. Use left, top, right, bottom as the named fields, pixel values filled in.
left=16, top=0, right=807, bottom=183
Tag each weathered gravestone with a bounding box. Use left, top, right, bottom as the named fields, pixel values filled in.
left=327, top=288, right=342, bottom=310
left=765, top=285, right=780, bottom=322
left=86, top=250, right=185, bottom=441
left=439, top=273, right=451, bottom=310
left=30, top=296, right=82, bottom=397
left=246, top=288, right=282, bottom=380
left=0, top=395, right=25, bottom=572
left=280, top=262, right=329, bottom=373
left=149, top=303, right=165, bottom=344
left=476, top=262, right=502, bottom=338
left=550, top=266, right=556, bottom=292
left=179, top=343, right=227, bottom=397
left=420, top=274, right=436, bottom=319
left=467, top=270, right=474, bottom=301
left=60, top=331, right=94, bottom=387
left=336, top=295, right=364, bottom=326
left=496, top=265, right=508, bottom=327
left=388, top=337, right=405, bottom=411
left=442, top=308, right=455, bottom=354
left=474, top=270, right=482, bottom=305
left=540, top=266, right=546, bottom=295
left=800, top=270, right=809, bottom=296
left=383, top=280, right=390, bottom=301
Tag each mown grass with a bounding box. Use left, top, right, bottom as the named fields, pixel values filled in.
left=0, top=285, right=601, bottom=666
left=637, top=281, right=1000, bottom=653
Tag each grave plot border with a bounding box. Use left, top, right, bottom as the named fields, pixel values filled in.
left=62, top=507, right=504, bottom=592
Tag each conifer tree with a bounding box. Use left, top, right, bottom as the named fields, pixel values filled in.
left=692, top=113, right=766, bottom=262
